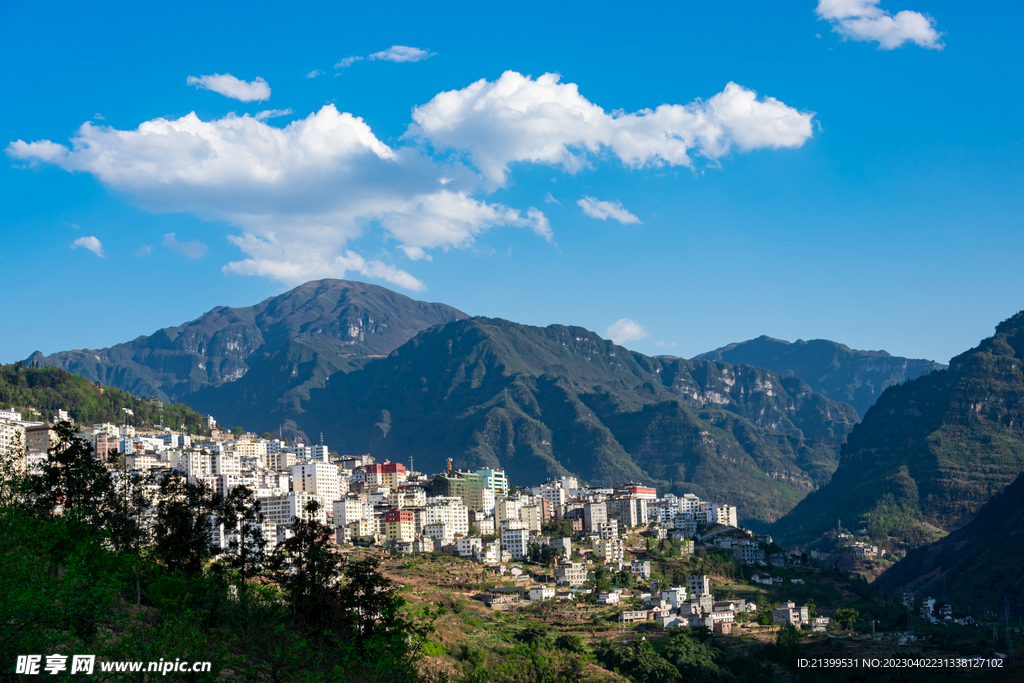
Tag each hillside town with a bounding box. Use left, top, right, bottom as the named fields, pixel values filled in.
left=0, top=406, right=829, bottom=633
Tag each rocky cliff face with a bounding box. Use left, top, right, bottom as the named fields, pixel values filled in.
left=773, top=312, right=1024, bottom=548
left=693, top=336, right=945, bottom=418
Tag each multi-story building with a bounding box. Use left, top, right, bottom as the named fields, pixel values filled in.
left=613, top=482, right=657, bottom=500
left=366, top=461, right=407, bottom=488
left=385, top=509, right=416, bottom=547
left=591, top=537, right=624, bottom=563
left=456, top=537, right=483, bottom=559
left=332, top=498, right=373, bottom=528
left=181, top=451, right=214, bottom=481
left=425, top=496, right=469, bottom=537
left=686, top=575, right=711, bottom=597
left=501, top=526, right=530, bottom=560
left=261, top=492, right=326, bottom=525
left=772, top=602, right=809, bottom=627
left=606, top=497, right=648, bottom=529
left=476, top=468, right=508, bottom=495
left=0, top=420, right=25, bottom=458
left=554, top=561, right=587, bottom=586
left=25, top=424, right=57, bottom=456
left=583, top=501, right=607, bottom=532
left=229, top=440, right=268, bottom=467
left=291, top=463, right=341, bottom=502
left=550, top=537, right=571, bottom=558
left=520, top=504, right=542, bottom=533
left=212, top=452, right=241, bottom=478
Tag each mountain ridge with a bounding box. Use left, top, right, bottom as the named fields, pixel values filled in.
left=27, top=279, right=468, bottom=432
left=297, top=317, right=859, bottom=526
left=772, top=311, right=1024, bottom=549
left=693, top=335, right=945, bottom=418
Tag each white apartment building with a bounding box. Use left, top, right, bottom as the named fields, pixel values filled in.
left=501, top=526, right=530, bottom=560
left=0, top=421, right=25, bottom=457
left=520, top=504, right=542, bottom=533
left=228, top=440, right=268, bottom=468
left=332, top=498, right=374, bottom=527
left=495, top=497, right=523, bottom=526
left=181, top=451, right=214, bottom=481
left=423, top=522, right=454, bottom=544
left=212, top=452, right=241, bottom=477
left=425, top=496, right=469, bottom=537
left=291, top=463, right=341, bottom=502
left=456, top=537, right=483, bottom=558
left=261, top=492, right=326, bottom=525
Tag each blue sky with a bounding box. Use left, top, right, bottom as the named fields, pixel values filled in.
left=2, top=0, right=1021, bottom=365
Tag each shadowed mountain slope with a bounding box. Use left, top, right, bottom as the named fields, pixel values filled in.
left=300, top=317, right=858, bottom=526
left=773, top=312, right=1024, bottom=548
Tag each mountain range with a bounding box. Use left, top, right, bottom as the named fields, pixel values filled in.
left=773, top=311, right=1024, bottom=549
left=28, top=280, right=467, bottom=435
left=693, top=336, right=945, bottom=418
left=27, top=279, right=974, bottom=527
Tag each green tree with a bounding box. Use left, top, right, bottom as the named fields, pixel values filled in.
left=152, top=473, right=219, bottom=576
left=662, top=627, right=725, bottom=680
left=835, top=607, right=860, bottom=630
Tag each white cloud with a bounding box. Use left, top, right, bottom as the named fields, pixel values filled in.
left=605, top=318, right=649, bottom=345
left=335, top=56, right=363, bottom=69
left=306, top=69, right=323, bottom=79
left=816, top=0, right=943, bottom=49
left=6, top=106, right=548, bottom=289
left=134, top=245, right=152, bottom=257
left=9, top=72, right=813, bottom=291
left=655, top=341, right=678, bottom=348
left=577, top=196, right=641, bottom=224
left=254, top=108, right=294, bottom=121
left=410, top=71, right=815, bottom=186
left=224, top=249, right=426, bottom=291
left=71, top=235, right=104, bottom=257
left=186, top=73, right=271, bottom=102
left=93, top=113, right=104, bottom=120
left=163, top=233, right=208, bottom=258
left=544, top=191, right=560, bottom=205
left=369, top=45, right=434, bottom=63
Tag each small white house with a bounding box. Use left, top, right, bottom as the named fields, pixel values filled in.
left=529, top=585, right=556, bottom=601
left=597, top=592, right=620, bottom=605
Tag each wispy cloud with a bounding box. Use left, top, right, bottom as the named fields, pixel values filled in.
left=71, top=235, right=104, bottom=257
left=134, top=245, right=152, bottom=257
left=369, top=45, right=434, bottom=63
left=544, top=191, right=560, bottom=205
left=255, top=108, right=294, bottom=121
left=306, top=69, right=323, bottom=79
left=577, top=196, right=641, bottom=224
left=334, top=56, right=363, bottom=69
left=816, top=0, right=943, bottom=49
left=163, top=233, right=208, bottom=258
left=335, top=46, right=434, bottom=70
left=605, top=318, right=649, bottom=345
left=93, top=113, right=104, bottom=120
left=186, top=73, right=271, bottom=102
left=655, top=340, right=678, bottom=348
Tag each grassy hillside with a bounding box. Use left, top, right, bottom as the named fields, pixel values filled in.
left=0, top=363, right=208, bottom=433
